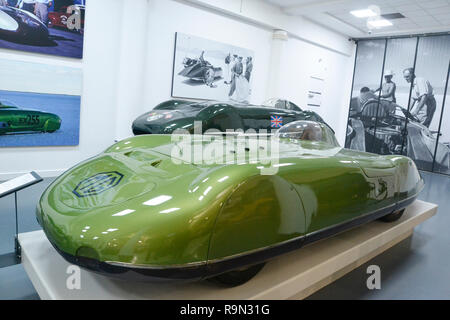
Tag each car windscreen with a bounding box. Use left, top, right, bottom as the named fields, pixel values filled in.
left=276, top=120, right=340, bottom=147
left=262, top=98, right=283, bottom=109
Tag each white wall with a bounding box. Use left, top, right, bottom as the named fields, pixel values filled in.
left=0, top=0, right=356, bottom=180
left=277, top=38, right=356, bottom=145
left=184, top=0, right=354, bottom=56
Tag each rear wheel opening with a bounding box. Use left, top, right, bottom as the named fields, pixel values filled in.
left=379, top=209, right=405, bottom=222
left=207, top=263, right=266, bottom=287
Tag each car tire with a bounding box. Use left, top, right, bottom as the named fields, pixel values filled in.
left=207, top=263, right=266, bottom=287
left=379, top=209, right=405, bottom=222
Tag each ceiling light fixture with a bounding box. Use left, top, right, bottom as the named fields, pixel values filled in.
left=350, top=8, right=377, bottom=18
left=367, top=19, right=393, bottom=28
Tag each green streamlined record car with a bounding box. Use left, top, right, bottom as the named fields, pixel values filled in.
left=0, top=101, right=61, bottom=135
left=37, top=121, right=423, bottom=285
left=132, top=99, right=325, bottom=135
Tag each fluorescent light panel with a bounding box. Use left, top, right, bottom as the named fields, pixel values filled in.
left=350, top=8, right=377, bottom=18
left=368, top=19, right=393, bottom=27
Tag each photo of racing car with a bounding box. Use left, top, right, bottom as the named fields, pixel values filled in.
left=0, top=6, right=49, bottom=41
left=0, top=100, right=61, bottom=135
left=172, top=32, right=254, bottom=102
left=346, top=37, right=450, bottom=176
left=0, top=1, right=85, bottom=58
left=346, top=97, right=450, bottom=174
left=0, top=57, right=82, bottom=148
left=132, top=99, right=326, bottom=135
left=178, top=52, right=223, bottom=87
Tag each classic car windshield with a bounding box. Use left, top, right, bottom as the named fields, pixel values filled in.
left=276, top=120, right=340, bottom=146
left=262, top=98, right=302, bottom=111
left=263, top=98, right=284, bottom=109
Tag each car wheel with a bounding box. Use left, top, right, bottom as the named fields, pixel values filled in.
left=207, top=263, right=266, bottom=287
left=379, top=209, right=405, bottom=222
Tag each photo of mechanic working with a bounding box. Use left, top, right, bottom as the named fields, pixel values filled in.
left=403, top=68, right=437, bottom=128
left=0, top=0, right=86, bottom=58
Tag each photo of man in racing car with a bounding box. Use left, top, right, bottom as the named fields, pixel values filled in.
left=346, top=84, right=450, bottom=175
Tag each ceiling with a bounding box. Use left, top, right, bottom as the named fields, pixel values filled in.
left=263, top=0, right=450, bottom=38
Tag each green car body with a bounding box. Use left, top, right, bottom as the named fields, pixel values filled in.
left=132, top=99, right=326, bottom=135
left=37, top=122, right=423, bottom=282
left=0, top=103, right=61, bottom=135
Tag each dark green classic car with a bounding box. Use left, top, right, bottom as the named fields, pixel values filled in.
left=0, top=101, right=61, bottom=135
left=132, top=99, right=326, bottom=135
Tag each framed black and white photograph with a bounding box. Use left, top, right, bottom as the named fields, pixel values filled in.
left=171, top=32, right=254, bottom=103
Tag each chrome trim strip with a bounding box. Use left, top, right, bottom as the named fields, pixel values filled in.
left=206, top=235, right=306, bottom=265
left=105, top=260, right=207, bottom=269
left=304, top=203, right=395, bottom=239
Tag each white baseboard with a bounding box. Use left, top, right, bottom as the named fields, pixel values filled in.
left=0, top=169, right=66, bottom=181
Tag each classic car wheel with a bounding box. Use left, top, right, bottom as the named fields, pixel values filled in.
left=208, top=263, right=266, bottom=287
left=379, top=209, right=405, bottom=222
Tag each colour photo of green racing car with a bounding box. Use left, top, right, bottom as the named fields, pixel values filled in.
left=0, top=99, right=61, bottom=135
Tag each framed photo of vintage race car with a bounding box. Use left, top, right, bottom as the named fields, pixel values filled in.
left=172, top=32, right=255, bottom=103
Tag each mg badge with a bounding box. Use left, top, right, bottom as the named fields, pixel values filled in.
left=73, top=171, right=124, bottom=198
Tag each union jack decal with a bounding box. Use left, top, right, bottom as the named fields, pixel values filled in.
left=270, top=115, right=283, bottom=128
